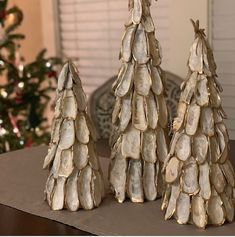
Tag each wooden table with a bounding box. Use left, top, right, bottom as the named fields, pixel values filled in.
left=0, top=140, right=234, bottom=235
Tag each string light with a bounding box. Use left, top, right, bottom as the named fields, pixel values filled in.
left=46, top=62, right=51, bottom=68
left=0, top=89, right=8, bottom=98
left=18, top=82, right=24, bottom=88
left=18, top=64, right=24, bottom=71
left=13, top=127, right=19, bottom=134
left=0, top=128, right=7, bottom=136
left=7, top=13, right=15, bottom=25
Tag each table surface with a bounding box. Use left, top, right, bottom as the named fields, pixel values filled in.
left=0, top=139, right=234, bottom=235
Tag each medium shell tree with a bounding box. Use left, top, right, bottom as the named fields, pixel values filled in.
left=109, top=0, right=169, bottom=203
left=43, top=61, right=105, bottom=211
left=162, top=20, right=235, bottom=228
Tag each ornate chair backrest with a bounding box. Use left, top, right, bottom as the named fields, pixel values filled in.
left=88, top=72, right=183, bottom=139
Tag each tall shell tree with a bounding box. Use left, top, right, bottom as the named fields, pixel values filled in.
left=109, top=0, right=169, bottom=203
left=162, top=20, right=235, bottom=228
left=43, top=61, right=105, bottom=211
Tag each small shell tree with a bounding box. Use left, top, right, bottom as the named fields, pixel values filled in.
left=162, top=20, right=235, bottom=228
left=43, top=61, right=105, bottom=211
left=109, top=0, right=169, bottom=203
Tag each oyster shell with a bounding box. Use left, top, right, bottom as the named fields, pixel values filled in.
left=58, top=149, right=74, bottom=178
left=127, top=159, right=144, bottom=203
left=146, top=91, right=158, bottom=129
left=209, top=136, right=220, bottom=163
left=142, top=129, right=157, bottom=163
left=116, top=62, right=134, bottom=97
left=73, top=142, right=88, bottom=170
left=119, top=93, right=132, bottom=132
left=121, top=24, right=136, bottom=62
left=195, top=75, right=209, bottom=106
left=207, top=196, right=225, bottom=226
left=73, top=83, right=87, bottom=111
left=161, top=185, right=171, bottom=211
left=185, top=103, right=200, bottom=136
left=75, top=113, right=90, bottom=144
left=148, top=33, right=161, bottom=66
left=176, top=193, right=190, bottom=224
left=91, top=171, right=102, bottom=207
left=65, top=171, right=79, bottom=211
left=193, top=133, right=208, bottom=164
left=220, top=193, right=234, bottom=223
left=165, top=183, right=180, bottom=220
left=192, top=196, right=207, bottom=229
left=156, top=127, right=168, bottom=162
left=112, top=97, right=121, bottom=124
left=122, top=125, right=141, bottom=159
left=135, top=64, right=151, bottom=96
left=109, top=146, right=127, bottom=203
left=57, top=63, right=69, bottom=91
left=45, top=172, right=55, bottom=206
left=51, top=118, right=62, bottom=144
left=199, top=162, right=211, bottom=200
left=133, top=24, right=149, bottom=64
left=151, top=66, right=163, bottom=95
left=43, top=144, right=57, bottom=169
left=156, top=95, right=168, bottom=128
left=165, top=157, right=181, bottom=183
left=62, top=90, right=77, bottom=119
left=132, top=92, right=147, bottom=131
left=175, top=134, right=191, bottom=161
left=54, top=92, right=64, bottom=118
left=208, top=80, right=221, bottom=108
left=143, top=162, right=157, bottom=201
left=132, top=0, right=142, bottom=24
left=51, top=177, right=66, bottom=210
left=173, top=102, right=187, bottom=131
left=59, top=119, right=75, bottom=150
left=51, top=147, right=62, bottom=178
left=78, top=166, right=94, bottom=210
left=221, top=161, right=235, bottom=187
left=142, top=15, right=154, bottom=33
left=210, top=164, right=226, bottom=194
left=180, top=72, right=197, bottom=104
left=182, top=157, right=199, bottom=195
left=200, top=107, right=215, bottom=136
left=189, top=37, right=203, bottom=73
left=88, top=141, right=99, bottom=170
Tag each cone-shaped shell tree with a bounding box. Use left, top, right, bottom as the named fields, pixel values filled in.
left=162, top=20, right=235, bottom=228
left=43, top=61, right=105, bottom=211
left=109, top=0, right=169, bottom=203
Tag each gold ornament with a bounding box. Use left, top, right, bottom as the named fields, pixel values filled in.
left=162, top=20, right=235, bottom=228
left=109, top=0, right=169, bottom=203
left=43, top=61, right=105, bottom=211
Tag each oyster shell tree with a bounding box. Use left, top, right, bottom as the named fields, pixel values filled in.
left=109, top=0, right=169, bottom=203
left=162, top=20, right=235, bottom=228
left=43, top=61, right=105, bottom=211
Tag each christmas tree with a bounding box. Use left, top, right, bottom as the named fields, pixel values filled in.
left=43, top=61, right=105, bottom=211
left=162, top=20, right=235, bottom=228
left=109, top=0, right=169, bottom=203
left=0, top=0, right=62, bottom=153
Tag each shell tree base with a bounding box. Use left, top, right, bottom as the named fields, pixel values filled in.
left=109, top=0, right=169, bottom=203
left=43, top=61, right=105, bottom=211
left=162, top=20, right=235, bottom=228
